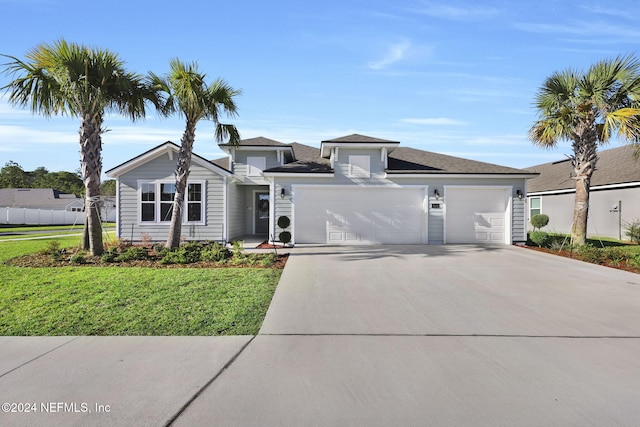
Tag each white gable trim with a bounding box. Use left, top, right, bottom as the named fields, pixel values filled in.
left=106, top=142, right=232, bottom=178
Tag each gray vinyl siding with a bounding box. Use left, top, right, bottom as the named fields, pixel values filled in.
left=233, top=151, right=282, bottom=185
left=527, top=186, right=640, bottom=240
left=117, top=153, right=226, bottom=243
left=227, top=183, right=245, bottom=240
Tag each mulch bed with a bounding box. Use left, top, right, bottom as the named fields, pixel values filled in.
left=523, top=245, right=640, bottom=274
left=6, top=250, right=288, bottom=269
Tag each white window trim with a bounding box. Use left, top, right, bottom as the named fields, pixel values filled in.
left=529, top=196, right=542, bottom=218
left=247, top=156, right=266, bottom=177
left=138, top=180, right=206, bottom=226
left=348, top=155, right=371, bottom=178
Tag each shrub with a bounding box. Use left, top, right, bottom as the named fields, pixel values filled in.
left=201, top=242, right=231, bottom=262
left=277, top=216, right=291, bottom=229
left=40, top=240, right=61, bottom=255
left=160, top=250, right=186, bottom=265
left=69, top=251, right=87, bottom=264
left=602, top=247, right=628, bottom=266
left=116, top=246, right=149, bottom=262
left=101, top=248, right=119, bottom=263
left=530, top=214, right=549, bottom=230
left=260, top=253, right=277, bottom=267
left=279, top=231, right=292, bottom=244
left=625, top=219, right=640, bottom=244
left=529, top=231, right=551, bottom=248
left=575, top=244, right=605, bottom=264
left=160, top=242, right=205, bottom=265
left=232, top=240, right=245, bottom=256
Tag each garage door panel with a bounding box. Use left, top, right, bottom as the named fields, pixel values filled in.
left=294, top=187, right=425, bottom=244
left=445, top=188, right=509, bottom=244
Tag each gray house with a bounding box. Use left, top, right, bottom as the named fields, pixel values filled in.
left=525, top=144, right=640, bottom=240
left=106, top=134, right=537, bottom=245
left=0, top=188, right=84, bottom=211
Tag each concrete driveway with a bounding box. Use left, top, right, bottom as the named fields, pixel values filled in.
left=176, top=245, right=640, bottom=426
left=3, top=245, right=640, bottom=426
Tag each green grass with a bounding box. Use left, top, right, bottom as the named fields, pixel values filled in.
left=0, top=236, right=282, bottom=336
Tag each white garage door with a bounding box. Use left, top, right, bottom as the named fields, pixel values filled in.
left=294, top=187, right=426, bottom=244
left=445, top=187, right=510, bottom=244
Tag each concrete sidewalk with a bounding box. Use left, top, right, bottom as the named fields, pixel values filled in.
left=2, top=245, right=640, bottom=426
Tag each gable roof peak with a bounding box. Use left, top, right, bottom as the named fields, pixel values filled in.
left=221, top=136, right=288, bottom=147
left=322, top=133, right=399, bottom=144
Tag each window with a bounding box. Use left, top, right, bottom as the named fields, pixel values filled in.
left=349, top=155, right=370, bottom=178
left=141, top=182, right=156, bottom=222
left=529, top=197, right=541, bottom=217
left=160, top=183, right=176, bottom=221
left=139, top=181, right=204, bottom=224
left=187, top=183, right=202, bottom=222
left=247, top=157, right=266, bottom=176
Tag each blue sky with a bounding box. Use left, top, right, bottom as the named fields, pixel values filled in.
left=1, top=0, right=639, bottom=176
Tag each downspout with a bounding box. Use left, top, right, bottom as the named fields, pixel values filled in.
left=223, top=176, right=228, bottom=244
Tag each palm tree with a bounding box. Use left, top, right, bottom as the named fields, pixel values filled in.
left=529, top=55, right=640, bottom=245
left=2, top=39, right=154, bottom=255
left=148, top=59, right=241, bottom=248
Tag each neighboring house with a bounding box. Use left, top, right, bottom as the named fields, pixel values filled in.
left=525, top=144, right=640, bottom=240
left=0, top=188, right=117, bottom=222
left=106, top=134, right=538, bottom=245
left=0, top=188, right=84, bottom=211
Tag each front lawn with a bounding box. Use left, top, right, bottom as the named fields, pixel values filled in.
left=0, top=237, right=283, bottom=335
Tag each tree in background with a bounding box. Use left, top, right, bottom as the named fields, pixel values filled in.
left=0, top=161, right=29, bottom=188
left=529, top=55, right=640, bottom=245
left=1, top=39, right=155, bottom=255
left=148, top=59, right=240, bottom=248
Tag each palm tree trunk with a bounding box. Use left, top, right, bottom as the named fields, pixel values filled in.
left=166, top=121, right=196, bottom=248
left=570, top=122, right=598, bottom=246
left=79, top=113, right=104, bottom=256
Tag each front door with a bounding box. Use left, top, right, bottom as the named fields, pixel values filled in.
left=255, top=192, right=269, bottom=234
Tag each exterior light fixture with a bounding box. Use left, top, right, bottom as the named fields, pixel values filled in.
left=516, top=189, right=523, bottom=199
left=433, top=189, right=440, bottom=200
left=280, top=188, right=286, bottom=199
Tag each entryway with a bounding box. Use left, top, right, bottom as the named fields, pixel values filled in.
left=254, top=191, right=269, bottom=235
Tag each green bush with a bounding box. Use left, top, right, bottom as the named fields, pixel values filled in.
left=530, top=214, right=550, bottom=230
left=625, top=219, right=640, bottom=244
left=69, top=251, right=87, bottom=264
left=277, top=216, right=291, bottom=229
left=201, top=242, right=231, bottom=262
left=260, top=253, right=277, bottom=267
left=40, top=240, right=61, bottom=256
left=232, top=240, right=244, bottom=256
left=529, top=231, right=551, bottom=248
left=602, top=247, right=628, bottom=266
left=575, top=244, right=605, bottom=264
left=116, top=246, right=149, bottom=262
left=101, top=248, right=119, bottom=263
left=279, top=231, right=291, bottom=244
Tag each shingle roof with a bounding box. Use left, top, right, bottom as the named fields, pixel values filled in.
left=387, top=147, right=534, bottom=175
left=322, top=134, right=399, bottom=144
left=0, top=188, right=81, bottom=209
left=220, top=136, right=288, bottom=147
left=525, top=145, right=640, bottom=193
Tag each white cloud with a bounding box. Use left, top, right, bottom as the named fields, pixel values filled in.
left=368, top=40, right=411, bottom=70
left=410, top=4, right=501, bottom=21
left=401, top=117, right=467, bottom=126
left=512, top=20, right=640, bottom=39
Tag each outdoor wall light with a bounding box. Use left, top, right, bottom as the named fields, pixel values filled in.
left=280, top=188, right=286, bottom=199
left=516, top=189, right=523, bottom=199
left=433, top=189, right=440, bottom=199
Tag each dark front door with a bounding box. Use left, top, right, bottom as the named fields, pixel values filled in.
left=255, top=192, right=269, bottom=234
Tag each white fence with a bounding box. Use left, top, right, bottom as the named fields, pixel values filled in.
left=1, top=207, right=86, bottom=225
